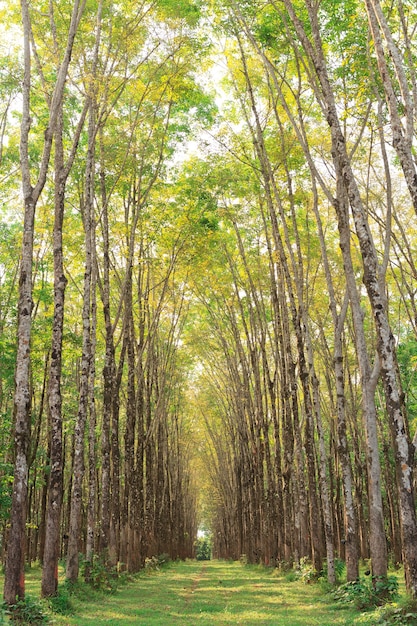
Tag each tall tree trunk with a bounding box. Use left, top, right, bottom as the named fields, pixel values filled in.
left=85, top=365, right=96, bottom=578
left=41, top=68, right=88, bottom=599
left=311, top=184, right=359, bottom=580
left=66, top=102, right=96, bottom=583
left=98, top=168, right=114, bottom=559
left=284, top=0, right=417, bottom=592
left=85, top=249, right=97, bottom=579
left=364, top=0, right=417, bottom=215
left=41, top=111, right=67, bottom=598
left=4, top=0, right=84, bottom=604
left=229, top=0, right=385, bottom=579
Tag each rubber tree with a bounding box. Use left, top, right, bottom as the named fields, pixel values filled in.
left=4, top=0, right=85, bottom=605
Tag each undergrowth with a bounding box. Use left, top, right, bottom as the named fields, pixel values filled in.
left=2, top=553, right=172, bottom=624
left=4, top=596, right=48, bottom=625
left=46, top=582, right=74, bottom=615
left=332, top=575, right=399, bottom=610
left=372, top=597, right=417, bottom=625
left=279, top=557, right=409, bottom=622
left=81, top=554, right=120, bottom=592
left=282, top=556, right=345, bottom=586
left=144, top=553, right=171, bottom=573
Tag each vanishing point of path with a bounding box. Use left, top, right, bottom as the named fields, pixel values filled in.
left=53, top=559, right=378, bottom=625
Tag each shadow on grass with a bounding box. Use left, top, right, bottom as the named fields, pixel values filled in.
left=50, top=560, right=368, bottom=626
left=0, top=560, right=381, bottom=625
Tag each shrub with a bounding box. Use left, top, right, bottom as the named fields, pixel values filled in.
left=195, top=537, right=212, bottom=561
left=0, top=604, right=7, bottom=625
left=374, top=597, right=417, bottom=625
left=81, top=554, right=118, bottom=592
left=5, top=596, right=49, bottom=624
left=276, top=560, right=294, bottom=573
left=47, top=582, right=74, bottom=615
left=319, top=558, right=345, bottom=585
left=296, top=557, right=319, bottom=584
left=142, top=553, right=171, bottom=572
left=333, top=575, right=399, bottom=610
left=156, top=553, right=171, bottom=567
left=144, top=556, right=161, bottom=572
left=283, top=570, right=298, bottom=582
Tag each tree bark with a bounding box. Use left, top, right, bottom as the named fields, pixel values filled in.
left=284, top=0, right=417, bottom=593
left=4, top=0, right=84, bottom=604
left=41, top=110, right=67, bottom=598
left=364, top=0, right=417, bottom=215
left=66, top=102, right=96, bottom=583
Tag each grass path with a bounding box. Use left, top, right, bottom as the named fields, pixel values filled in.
left=43, top=559, right=383, bottom=625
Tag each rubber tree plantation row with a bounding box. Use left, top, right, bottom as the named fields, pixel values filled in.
left=1, top=0, right=417, bottom=610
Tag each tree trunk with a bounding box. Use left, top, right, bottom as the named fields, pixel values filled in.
left=66, top=102, right=96, bottom=583
left=364, top=0, right=417, bottom=215
left=5, top=0, right=84, bottom=603
left=41, top=110, right=67, bottom=598
left=311, top=182, right=359, bottom=580
left=85, top=248, right=97, bottom=579
left=285, top=0, right=417, bottom=593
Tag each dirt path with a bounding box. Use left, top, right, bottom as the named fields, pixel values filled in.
left=182, top=562, right=207, bottom=606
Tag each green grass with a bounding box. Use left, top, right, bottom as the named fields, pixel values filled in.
left=0, top=560, right=407, bottom=625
